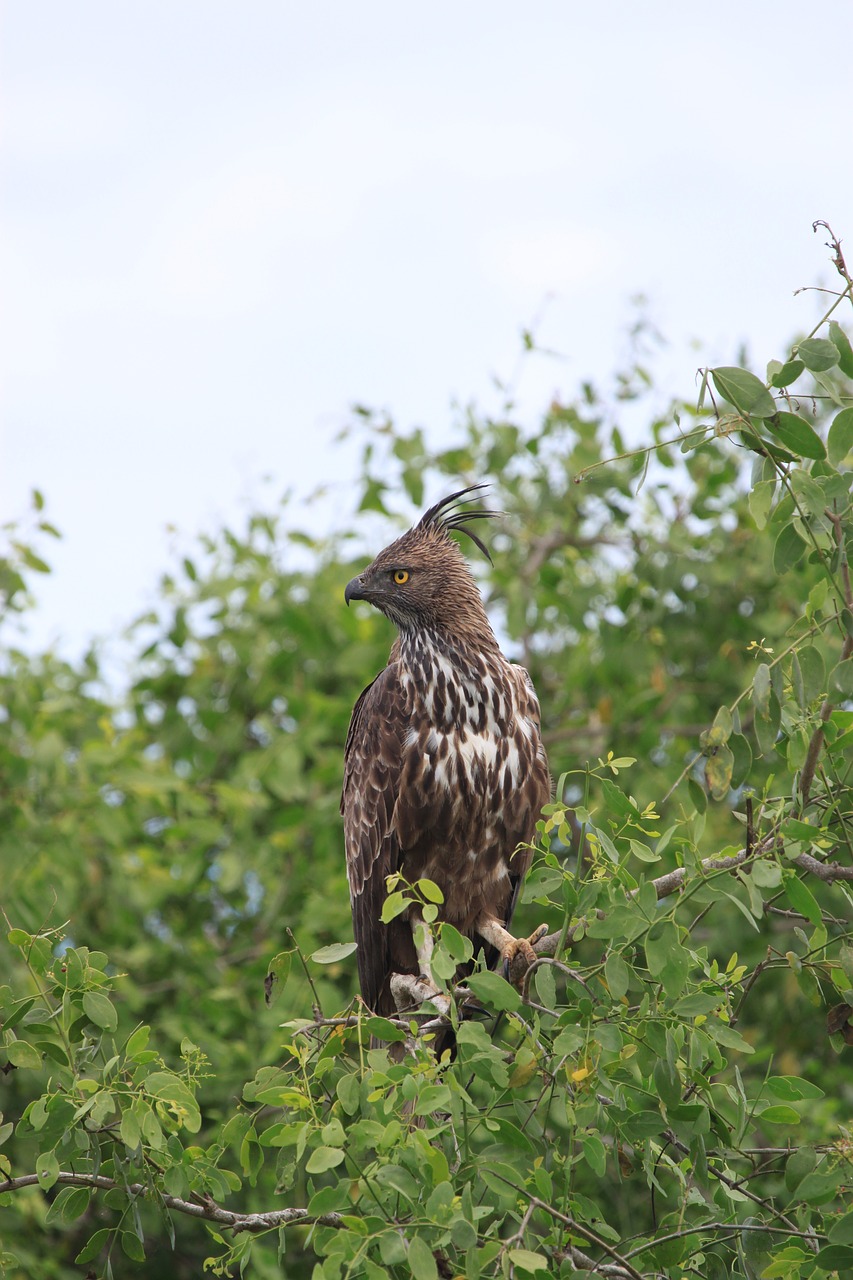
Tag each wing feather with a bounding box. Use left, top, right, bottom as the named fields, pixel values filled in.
left=341, top=662, right=408, bottom=1013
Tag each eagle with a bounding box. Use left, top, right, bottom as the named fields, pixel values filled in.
left=341, top=486, right=551, bottom=1031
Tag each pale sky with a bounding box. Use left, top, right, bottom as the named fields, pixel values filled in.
left=2, top=2, right=852, bottom=659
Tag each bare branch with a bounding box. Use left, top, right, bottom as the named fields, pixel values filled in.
left=532, top=836, right=851, bottom=958
left=623, top=1220, right=824, bottom=1261
left=792, top=851, right=853, bottom=882
left=0, top=1171, right=345, bottom=1235
left=534, top=847, right=752, bottom=956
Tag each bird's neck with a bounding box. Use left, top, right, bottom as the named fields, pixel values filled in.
left=398, top=620, right=499, bottom=674
left=396, top=622, right=511, bottom=730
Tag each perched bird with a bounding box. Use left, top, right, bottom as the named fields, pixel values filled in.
left=341, top=486, right=551, bottom=1030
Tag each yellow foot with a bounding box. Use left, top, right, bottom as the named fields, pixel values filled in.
left=502, top=924, right=548, bottom=987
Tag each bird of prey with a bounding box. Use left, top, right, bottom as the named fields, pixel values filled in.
left=341, top=486, right=551, bottom=1029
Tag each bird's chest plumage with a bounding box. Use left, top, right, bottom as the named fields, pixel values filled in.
left=393, top=636, right=538, bottom=924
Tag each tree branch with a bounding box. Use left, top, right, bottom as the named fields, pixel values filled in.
left=792, top=850, right=853, bottom=882
left=799, top=631, right=853, bottom=808
left=0, top=1171, right=345, bottom=1235
left=533, top=837, right=852, bottom=958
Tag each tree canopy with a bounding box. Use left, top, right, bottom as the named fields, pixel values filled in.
left=1, top=226, right=853, bottom=1280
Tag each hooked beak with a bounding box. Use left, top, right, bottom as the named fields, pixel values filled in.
left=344, top=575, right=367, bottom=606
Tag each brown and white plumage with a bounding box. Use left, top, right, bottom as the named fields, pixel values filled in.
left=341, top=486, right=551, bottom=1024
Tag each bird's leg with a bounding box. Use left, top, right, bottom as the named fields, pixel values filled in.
left=411, top=909, right=436, bottom=985
left=476, top=915, right=548, bottom=987
left=389, top=910, right=450, bottom=1017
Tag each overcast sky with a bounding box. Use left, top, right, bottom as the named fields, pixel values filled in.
left=2, top=2, right=852, bottom=659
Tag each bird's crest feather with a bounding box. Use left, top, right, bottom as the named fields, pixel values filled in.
left=415, top=484, right=500, bottom=564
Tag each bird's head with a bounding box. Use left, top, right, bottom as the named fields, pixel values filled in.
left=344, top=485, right=498, bottom=637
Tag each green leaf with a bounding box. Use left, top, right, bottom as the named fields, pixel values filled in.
left=767, top=412, right=826, bottom=460
left=705, top=1020, right=755, bottom=1053
left=310, top=942, right=358, bottom=964
left=6, top=1040, right=42, bottom=1069
left=120, top=1108, right=141, bottom=1150
left=748, top=479, right=775, bottom=529
left=645, top=922, right=679, bottom=979
left=705, top=744, right=734, bottom=800
left=814, top=1245, right=853, bottom=1271
left=264, top=951, right=293, bottom=1004
left=784, top=1146, right=816, bottom=1191
left=380, top=891, right=409, bottom=923
left=701, top=705, right=733, bottom=746
left=379, top=1231, right=409, bottom=1265
left=466, top=970, right=522, bottom=1012
left=45, top=1186, right=91, bottom=1225
left=758, top=1104, right=800, bottom=1125
left=36, top=1149, right=60, bottom=1190
left=508, top=1249, right=550, bottom=1274
left=687, top=777, right=706, bottom=814
left=828, top=407, right=853, bottom=465
left=75, top=1228, right=111, bottom=1265
left=305, top=1145, right=345, bottom=1174
left=784, top=875, right=822, bottom=926
left=829, top=321, right=853, bottom=377
left=729, top=733, right=752, bottom=787
left=789, top=468, right=827, bottom=515
left=414, top=1084, right=453, bottom=1116
left=752, top=663, right=771, bottom=717
left=772, top=522, right=806, bottom=575
left=813, top=369, right=844, bottom=405
left=335, top=1074, right=360, bottom=1116
left=653, top=1058, right=682, bottom=1109
left=797, top=646, right=825, bottom=702
left=829, top=658, right=853, bottom=697
left=796, top=337, right=840, bottom=372
left=143, top=1071, right=201, bottom=1132
left=711, top=367, right=777, bottom=418
left=829, top=1208, right=853, bottom=1244
left=750, top=859, right=781, bottom=889
left=769, top=358, right=805, bottom=388
left=121, top=1231, right=146, bottom=1262
left=534, top=960, right=557, bottom=1007
left=796, top=1164, right=844, bottom=1203
left=766, top=1075, right=824, bottom=1102
left=364, top=1016, right=407, bottom=1042
left=125, top=1025, right=151, bottom=1059
left=6, top=929, right=30, bottom=947
left=417, top=878, right=444, bottom=904
left=604, top=951, right=629, bottom=1000
left=407, top=1236, right=439, bottom=1280
left=82, top=990, right=118, bottom=1032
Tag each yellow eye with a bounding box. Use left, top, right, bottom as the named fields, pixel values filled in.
left=393, top=569, right=409, bottom=585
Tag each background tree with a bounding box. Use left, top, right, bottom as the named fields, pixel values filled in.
left=1, top=227, right=852, bottom=1280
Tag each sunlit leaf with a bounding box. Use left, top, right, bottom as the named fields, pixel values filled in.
left=310, top=943, right=358, bottom=964
left=796, top=337, right=840, bottom=372
left=766, top=412, right=826, bottom=460
left=711, top=367, right=777, bottom=418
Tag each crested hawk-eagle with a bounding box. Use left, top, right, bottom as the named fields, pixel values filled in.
left=341, top=486, right=551, bottom=1027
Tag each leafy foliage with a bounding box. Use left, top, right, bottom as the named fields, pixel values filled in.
left=1, top=228, right=853, bottom=1279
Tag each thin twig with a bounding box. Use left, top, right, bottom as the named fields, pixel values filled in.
left=623, top=1220, right=825, bottom=1261
left=286, top=928, right=324, bottom=1019
left=490, top=1177, right=646, bottom=1280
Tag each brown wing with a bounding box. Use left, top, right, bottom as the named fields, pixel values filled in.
left=502, top=661, right=552, bottom=933
left=341, top=662, right=408, bottom=1014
